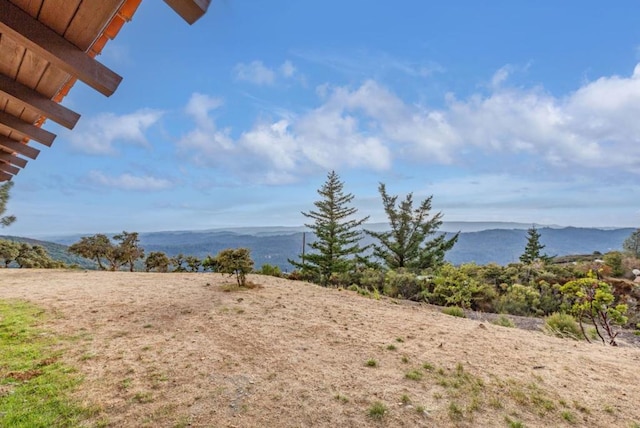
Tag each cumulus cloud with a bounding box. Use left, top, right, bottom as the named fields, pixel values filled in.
left=178, top=63, right=640, bottom=183
left=69, top=109, right=163, bottom=155
left=88, top=171, right=173, bottom=191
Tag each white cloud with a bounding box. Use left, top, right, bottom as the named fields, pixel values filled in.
left=69, top=109, right=163, bottom=155
left=233, top=61, right=276, bottom=85
left=280, top=60, right=296, bottom=78
left=178, top=64, right=640, bottom=184
left=88, top=171, right=173, bottom=191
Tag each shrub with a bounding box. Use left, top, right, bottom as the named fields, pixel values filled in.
left=543, top=313, right=582, bottom=340
left=384, top=269, right=423, bottom=299
left=442, top=306, right=466, bottom=318
left=496, top=283, right=541, bottom=316
left=560, top=275, right=628, bottom=345
left=214, top=248, right=254, bottom=287
left=427, top=264, right=483, bottom=309
left=257, top=263, right=282, bottom=277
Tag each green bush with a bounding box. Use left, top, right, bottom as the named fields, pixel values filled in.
left=257, top=263, right=282, bottom=277
left=496, top=283, right=541, bottom=316
left=427, top=264, right=483, bottom=309
left=543, top=313, right=582, bottom=340
left=442, top=306, right=466, bottom=318
left=384, top=269, right=423, bottom=299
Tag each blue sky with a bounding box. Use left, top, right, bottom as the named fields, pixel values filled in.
left=6, top=0, right=640, bottom=237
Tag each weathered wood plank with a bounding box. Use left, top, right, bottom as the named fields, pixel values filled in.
left=0, top=152, right=27, bottom=168
left=0, top=110, right=55, bottom=146
left=163, top=0, right=210, bottom=24
left=64, top=0, right=124, bottom=51
left=0, top=170, right=12, bottom=181
left=0, top=136, right=39, bottom=159
left=38, top=0, right=82, bottom=35
left=0, top=0, right=123, bottom=96
left=0, top=73, right=80, bottom=129
left=0, top=161, right=19, bottom=175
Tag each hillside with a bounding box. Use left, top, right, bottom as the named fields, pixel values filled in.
left=42, top=226, right=634, bottom=271
left=0, top=270, right=638, bottom=427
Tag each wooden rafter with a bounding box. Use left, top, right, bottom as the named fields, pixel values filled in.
left=0, top=161, right=19, bottom=175
left=0, top=152, right=27, bottom=168
left=163, top=0, right=210, bottom=24
left=0, top=0, right=123, bottom=96
left=0, top=73, right=80, bottom=129
left=0, top=111, right=56, bottom=147
left=0, top=171, right=12, bottom=181
left=0, top=136, right=40, bottom=160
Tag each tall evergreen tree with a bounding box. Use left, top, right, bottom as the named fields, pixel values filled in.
left=366, top=183, right=458, bottom=271
left=289, top=171, right=369, bottom=285
left=0, top=181, right=16, bottom=227
left=520, top=225, right=548, bottom=264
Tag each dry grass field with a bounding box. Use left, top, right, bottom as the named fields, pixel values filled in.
left=1, top=269, right=639, bottom=427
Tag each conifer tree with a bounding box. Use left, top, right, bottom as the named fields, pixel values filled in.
left=289, top=171, right=369, bottom=285
left=519, top=225, right=549, bottom=264
left=366, top=183, right=458, bottom=271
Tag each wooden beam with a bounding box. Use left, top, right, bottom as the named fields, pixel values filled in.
left=0, top=171, right=12, bottom=181
left=163, top=0, right=210, bottom=24
left=0, top=161, right=19, bottom=175
left=0, top=137, right=40, bottom=159
left=0, top=73, right=80, bottom=129
left=0, top=152, right=27, bottom=168
left=0, top=111, right=55, bottom=147
left=0, top=0, right=123, bottom=96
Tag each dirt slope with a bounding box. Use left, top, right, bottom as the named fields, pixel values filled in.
left=1, top=269, right=639, bottom=427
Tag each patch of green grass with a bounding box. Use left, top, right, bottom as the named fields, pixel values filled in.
left=132, top=391, right=154, bottom=404
left=368, top=401, right=387, bottom=419
left=442, top=306, right=466, bottom=318
left=505, top=416, right=525, bottom=428
left=365, top=358, right=377, bottom=367
left=401, top=355, right=409, bottom=363
left=422, top=362, right=434, bottom=371
left=386, top=344, right=397, bottom=351
left=405, top=369, right=423, bottom=381
left=603, top=405, right=614, bottom=414
left=448, top=402, right=464, bottom=420
left=400, top=394, right=411, bottom=405
left=395, top=337, right=404, bottom=342
left=415, top=404, right=426, bottom=414
left=491, top=315, right=515, bottom=328
left=334, top=394, right=349, bottom=403
left=0, top=299, right=96, bottom=427
left=561, top=410, right=576, bottom=423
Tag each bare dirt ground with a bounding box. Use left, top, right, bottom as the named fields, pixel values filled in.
left=1, top=269, right=639, bottom=428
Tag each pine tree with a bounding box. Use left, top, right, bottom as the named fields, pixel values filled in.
left=520, top=226, right=548, bottom=264
left=366, top=183, right=458, bottom=271
left=289, top=171, right=369, bottom=285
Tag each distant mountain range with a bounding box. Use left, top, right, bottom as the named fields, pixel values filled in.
left=13, top=223, right=632, bottom=271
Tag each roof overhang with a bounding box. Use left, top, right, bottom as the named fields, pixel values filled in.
left=0, top=0, right=210, bottom=181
